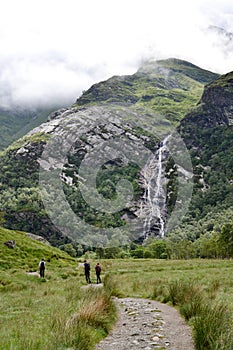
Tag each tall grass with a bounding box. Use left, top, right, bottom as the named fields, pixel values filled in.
left=153, top=279, right=233, bottom=350
left=49, top=286, right=116, bottom=350
left=0, top=276, right=116, bottom=350
left=191, top=302, right=231, bottom=350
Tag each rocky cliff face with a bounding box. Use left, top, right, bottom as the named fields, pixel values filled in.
left=0, top=59, right=232, bottom=246
left=180, top=71, right=233, bottom=133
left=201, top=72, right=233, bottom=125
left=178, top=72, right=233, bottom=221
left=0, top=105, right=160, bottom=245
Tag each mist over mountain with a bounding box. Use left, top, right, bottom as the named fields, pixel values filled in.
left=0, top=21, right=232, bottom=151
left=208, top=25, right=233, bottom=54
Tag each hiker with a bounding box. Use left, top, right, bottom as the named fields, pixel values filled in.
left=83, top=259, right=91, bottom=283
left=95, top=262, right=102, bottom=284
left=39, top=258, right=46, bottom=278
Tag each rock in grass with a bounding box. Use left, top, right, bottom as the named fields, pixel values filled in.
left=4, top=240, right=16, bottom=248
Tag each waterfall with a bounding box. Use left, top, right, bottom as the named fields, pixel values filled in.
left=139, top=134, right=170, bottom=239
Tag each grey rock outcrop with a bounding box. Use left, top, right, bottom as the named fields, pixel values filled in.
left=26, top=233, right=50, bottom=245
left=4, top=240, right=16, bottom=248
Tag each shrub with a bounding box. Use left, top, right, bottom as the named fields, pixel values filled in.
left=166, top=279, right=203, bottom=310
left=192, top=302, right=231, bottom=350
left=152, top=278, right=232, bottom=350
left=50, top=283, right=117, bottom=350
left=152, top=279, right=170, bottom=303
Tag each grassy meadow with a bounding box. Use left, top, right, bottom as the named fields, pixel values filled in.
left=0, top=228, right=117, bottom=350
left=103, top=259, right=233, bottom=308
left=1, top=227, right=233, bottom=349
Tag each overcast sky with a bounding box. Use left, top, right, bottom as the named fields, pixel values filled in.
left=1, top=0, right=233, bottom=109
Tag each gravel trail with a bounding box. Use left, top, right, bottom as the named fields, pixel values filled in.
left=95, top=297, right=195, bottom=350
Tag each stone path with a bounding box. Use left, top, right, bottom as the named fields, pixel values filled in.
left=95, top=297, right=195, bottom=350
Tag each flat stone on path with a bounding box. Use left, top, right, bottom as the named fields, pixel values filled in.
left=95, top=297, right=195, bottom=350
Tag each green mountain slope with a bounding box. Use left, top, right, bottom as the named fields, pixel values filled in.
left=0, top=226, right=75, bottom=273
left=0, top=106, right=61, bottom=151
left=74, top=58, right=219, bottom=124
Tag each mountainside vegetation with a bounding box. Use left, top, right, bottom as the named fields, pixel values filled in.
left=0, top=106, right=60, bottom=151
left=0, top=226, right=75, bottom=274
left=0, top=58, right=232, bottom=256
left=177, top=71, right=233, bottom=240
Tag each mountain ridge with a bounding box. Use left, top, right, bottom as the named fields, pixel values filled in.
left=74, top=58, right=219, bottom=125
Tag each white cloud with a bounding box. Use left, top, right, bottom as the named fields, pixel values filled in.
left=0, top=0, right=233, bottom=108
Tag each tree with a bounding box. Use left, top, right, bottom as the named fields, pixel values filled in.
left=147, top=240, right=167, bottom=259
left=96, top=247, right=104, bottom=259
left=196, top=233, right=220, bottom=258
left=103, top=246, right=122, bottom=259
left=131, top=247, right=144, bottom=258
left=219, top=223, right=233, bottom=258
left=75, top=244, right=84, bottom=257
left=63, top=243, right=77, bottom=257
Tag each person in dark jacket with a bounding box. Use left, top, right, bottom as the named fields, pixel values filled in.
left=83, top=259, right=91, bottom=283
left=95, top=262, right=102, bottom=284
left=39, top=258, right=46, bottom=278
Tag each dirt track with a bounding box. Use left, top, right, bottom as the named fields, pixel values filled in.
left=95, top=297, right=195, bottom=350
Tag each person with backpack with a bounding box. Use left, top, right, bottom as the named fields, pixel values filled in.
left=95, top=262, right=102, bottom=284
left=83, top=259, right=91, bottom=284
left=39, top=258, right=46, bottom=278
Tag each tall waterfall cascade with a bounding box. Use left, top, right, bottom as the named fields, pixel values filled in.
left=139, top=135, right=171, bottom=239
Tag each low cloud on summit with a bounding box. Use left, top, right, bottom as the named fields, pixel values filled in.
left=1, top=0, right=233, bottom=109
